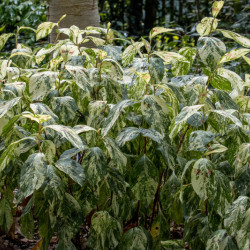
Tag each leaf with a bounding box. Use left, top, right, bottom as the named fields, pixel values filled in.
left=169, top=105, right=203, bottom=139
left=149, top=27, right=174, bottom=40
left=103, top=137, right=127, bottom=173
left=44, top=125, right=85, bottom=150
left=214, top=90, right=239, bottom=110
left=20, top=153, right=47, bottom=198
left=103, top=77, right=123, bottom=104
left=87, top=211, right=122, bottom=249
left=171, top=55, right=191, bottom=76
left=218, top=29, right=250, bottom=48
left=102, top=100, right=137, bottom=137
left=20, top=212, right=34, bottom=239
left=161, top=240, right=185, bottom=250
left=206, top=230, right=238, bottom=250
left=220, top=48, right=250, bottom=64
left=116, top=127, right=163, bottom=147
left=118, top=227, right=149, bottom=250
left=204, top=143, right=228, bottom=156
left=196, top=17, right=218, bottom=36
left=122, top=42, right=144, bottom=67
left=22, top=112, right=51, bottom=124
left=179, top=47, right=197, bottom=65
left=212, top=1, right=224, bottom=18
left=191, top=158, right=215, bottom=200
left=81, top=147, right=107, bottom=185
left=36, top=22, right=57, bottom=41
left=161, top=173, right=183, bottom=224
left=0, top=33, right=14, bottom=51
left=0, top=97, right=21, bottom=119
left=197, top=37, right=226, bottom=70
left=188, top=130, right=215, bottom=152
left=132, top=177, right=158, bottom=207
left=210, top=68, right=244, bottom=93
left=55, top=159, right=85, bottom=186
left=51, top=96, right=78, bottom=124
left=224, top=196, right=249, bottom=236
left=0, top=196, right=13, bottom=232
left=29, top=71, right=58, bottom=101
left=149, top=57, right=165, bottom=83
left=73, top=125, right=97, bottom=134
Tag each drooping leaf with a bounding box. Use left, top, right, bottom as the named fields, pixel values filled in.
left=87, top=211, right=122, bottom=249
left=206, top=230, right=238, bottom=250
left=0, top=97, right=21, bottom=119
left=44, top=125, right=85, bottom=150
left=55, top=159, right=85, bottom=186
left=102, top=100, right=137, bottom=137
left=20, top=153, right=47, bottom=198
left=0, top=33, right=14, bottom=51
left=0, top=196, right=13, bottom=232
left=81, top=147, right=107, bottom=185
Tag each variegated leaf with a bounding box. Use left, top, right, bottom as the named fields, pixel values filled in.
left=196, top=17, right=218, bottom=36
left=149, top=27, right=174, bottom=40
left=188, top=130, right=215, bottom=152
left=218, top=29, right=250, bottom=48
left=44, top=125, right=85, bottom=150
left=102, top=100, right=137, bottom=137
left=212, top=1, right=224, bottom=17
left=36, top=22, right=57, bottom=41
left=122, top=42, right=144, bottom=67
left=20, top=153, right=47, bottom=198
left=206, top=230, right=238, bottom=250
left=149, top=57, right=165, bottom=83
left=0, top=33, right=14, bottom=51
left=220, top=48, right=250, bottom=64
left=51, top=96, right=78, bottom=124
left=197, top=37, right=226, bottom=70
left=169, top=105, right=203, bottom=139
left=81, top=147, right=107, bottom=185
left=55, top=159, right=85, bottom=186
left=0, top=97, right=21, bottom=119
left=29, top=71, right=58, bottom=101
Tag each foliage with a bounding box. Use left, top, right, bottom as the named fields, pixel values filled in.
left=0, top=2, right=250, bottom=249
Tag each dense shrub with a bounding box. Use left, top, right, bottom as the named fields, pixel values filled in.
left=0, top=1, right=249, bottom=249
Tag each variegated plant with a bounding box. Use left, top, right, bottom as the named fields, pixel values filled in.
left=0, top=1, right=249, bottom=249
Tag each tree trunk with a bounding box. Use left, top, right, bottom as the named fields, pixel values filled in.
left=47, top=0, right=100, bottom=43
left=144, top=0, right=158, bottom=34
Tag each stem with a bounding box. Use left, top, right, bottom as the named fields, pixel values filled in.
left=138, top=133, right=142, bottom=155
left=37, top=124, right=43, bottom=152
left=177, top=125, right=190, bottom=153
left=202, top=107, right=206, bottom=130
left=195, top=50, right=200, bottom=74
left=57, top=64, right=66, bottom=97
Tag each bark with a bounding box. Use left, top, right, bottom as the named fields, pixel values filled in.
left=47, top=0, right=100, bottom=43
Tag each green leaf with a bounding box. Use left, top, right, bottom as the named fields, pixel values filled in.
left=20, top=153, right=47, bottom=198
left=214, top=90, right=239, bottom=110
left=102, top=100, right=137, bottom=137
left=87, top=211, right=122, bottom=249
left=29, top=71, right=58, bottom=101
left=103, top=77, right=123, bottom=104
left=44, top=125, right=85, bottom=150
left=149, top=27, right=174, bottom=40
left=0, top=196, right=13, bottom=232
left=81, top=147, right=107, bottom=185
left=20, top=212, right=34, bottom=239
left=171, top=55, right=191, bottom=76
left=218, top=29, right=250, bottom=48
left=220, top=48, right=250, bottom=64
left=51, top=96, right=78, bottom=124
left=55, top=159, right=85, bottom=186
left=212, top=1, right=224, bottom=17
left=0, top=97, right=21, bottom=119
left=206, top=230, right=238, bottom=250
left=103, top=137, right=127, bottom=173
left=191, top=158, right=215, bottom=200
left=0, top=33, right=14, bottom=51
left=118, top=227, right=149, bottom=250
left=132, top=177, right=158, bottom=207
left=179, top=47, right=197, bottom=65
left=188, top=130, right=215, bottom=152
left=197, top=37, right=226, bottom=71
left=169, top=105, right=203, bottom=139
left=36, top=22, right=57, bottom=41
left=196, top=17, right=218, bottom=36
left=204, top=143, right=228, bottom=156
